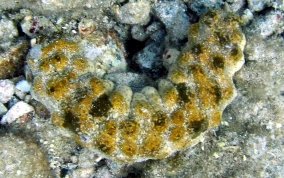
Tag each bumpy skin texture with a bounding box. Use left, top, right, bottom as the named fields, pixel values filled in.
left=28, top=10, right=245, bottom=163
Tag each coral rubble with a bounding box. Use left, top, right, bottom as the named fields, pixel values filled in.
left=27, top=10, right=245, bottom=163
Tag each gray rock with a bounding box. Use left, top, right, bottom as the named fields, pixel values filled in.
left=133, top=42, right=165, bottom=78
left=114, top=0, right=151, bottom=25
left=246, top=10, right=284, bottom=38
left=241, top=9, right=254, bottom=25
left=131, top=25, right=148, bottom=41
left=0, top=80, right=15, bottom=103
left=15, top=80, right=31, bottom=93
left=154, top=1, right=190, bottom=42
left=225, top=0, right=245, bottom=12
left=21, top=16, right=58, bottom=37
left=0, top=18, right=18, bottom=42
left=131, top=22, right=165, bottom=42
left=248, top=0, right=269, bottom=12
left=146, top=22, right=166, bottom=42
left=189, top=0, right=223, bottom=15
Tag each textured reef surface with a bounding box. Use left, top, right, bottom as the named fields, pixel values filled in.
left=27, top=10, right=245, bottom=163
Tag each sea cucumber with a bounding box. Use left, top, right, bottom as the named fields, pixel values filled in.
left=27, top=9, right=245, bottom=163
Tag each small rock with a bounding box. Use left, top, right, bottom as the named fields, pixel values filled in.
left=133, top=42, right=165, bottom=79
left=24, top=95, right=32, bottom=103
left=78, top=18, right=95, bottom=35
left=21, top=16, right=58, bottom=37
left=0, top=79, right=15, bottom=103
left=241, top=9, right=254, bottom=25
left=1, top=101, right=34, bottom=124
left=131, top=25, right=148, bottom=41
left=225, top=0, right=245, bottom=12
left=162, top=48, right=180, bottom=70
left=248, top=0, right=269, bottom=12
left=0, top=103, right=7, bottom=116
left=114, top=0, right=151, bottom=25
left=189, top=0, right=223, bottom=15
left=15, top=80, right=31, bottom=93
left=146, top=22, right=166, bottom=42
left=247, top=10, right=284, bottom=38
left=0, top=18, right=18, bottom=42
left=154, top=1, right=190, bottom=42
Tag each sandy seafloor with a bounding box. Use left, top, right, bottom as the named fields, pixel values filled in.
left=0, top=0, right=283, bottom=177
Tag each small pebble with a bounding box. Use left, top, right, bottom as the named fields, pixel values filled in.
left=0, top=18, right=18, bottom=42
left=0, top=80, right=15, bottom=103
left=1, top=101, right=34, bottom=124
left=15, top=80, right=31, bottom=93
left=78, top=18, right=95, bottom=34
left=21, top=16, right=58, bottom=37
left=131, top=25, right=148, bottom=41
left=162, top=48, right=180, bottom=70
left=241, top=9, right=254, bottom=25
left=24, top=95, right=32, bottom=103
left=114, top=0, right=151, bottom=25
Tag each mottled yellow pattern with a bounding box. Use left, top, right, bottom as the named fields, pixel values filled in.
left=28, top=10, right=245, bottom=163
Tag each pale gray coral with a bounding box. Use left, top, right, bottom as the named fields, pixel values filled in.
left=246, top=10, right=284, bottom=38
left=154, top=1, right=190, bottom=42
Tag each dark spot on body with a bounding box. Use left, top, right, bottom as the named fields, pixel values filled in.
left=214, top=85, right=222, bottom=104
left=89, top=94, right=112, bottom=117
left=213, top=56, right=225, bottom=69
left=191, top=44, right=204, bottom=55
left=176, top=83, right=194, bottom=103
left=188, top=119, right=208, bottom=138
left=63, top=111, right=80, bottom=132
